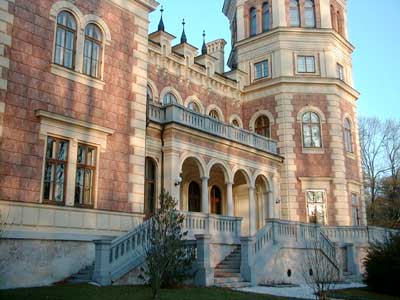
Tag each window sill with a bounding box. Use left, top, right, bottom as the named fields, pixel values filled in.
left=346, top=152, right=356, bottom=160
left=302, top=148, right=325, bottom=155
left=50, top=64, right=105, bottom=90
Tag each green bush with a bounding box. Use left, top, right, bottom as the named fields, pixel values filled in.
left=363, top=234, right=400, bottom=296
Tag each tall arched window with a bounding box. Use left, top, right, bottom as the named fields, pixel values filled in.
left=163, top=92, right=177, bottom=105
left=188, top=101, right=200, bottom=113
left=304, top=0, right=316, bottom=28
left=54, top=11, right=77, bottom=69
left=188, top=181, right=201, bottom=212
left=209, top=110, right=220, bottom=120
left=255, top=116, right=271, bottom=138
left=145, top=158, right=157, bottom=217
left=289, top=0, right=300, bottom=27
left=262, top=2, right=271, bottom=32
left=302, top=112, right=322, bottom=148
left=232, top=118, right=240, bottom=127
left=83, top=24, right=103, bottom=78
left=147, top=85, right=153, bottom=103
left=344, top=118, right=353, bottom=153
left=210, top=186, right=222, bottom=215
left=250, top=7, right=257, bottom=36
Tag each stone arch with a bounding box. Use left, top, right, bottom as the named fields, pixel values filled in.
left=296, top=105, right=326, bottom=123
left=249, top=110, right=275, bottom=131
left=206, top=159, right=232, bottom=183
left=159, top=86, right=184, bottom=105
left=253, top=172, right=274, bottom=228
left=82, top=14, right=112, bottom=45
left=179, top=153, right=206, bottom=178
left=147, top=79, right=159, bottom=103
left=184, top=95, right=205, bottom=114
left=50, top=1, right=85, bottom=28
left=206, top=104, right=225, bottom=122
left=229, top=114, right=244, bottom=128
left=232, top=166, right=252, bottom=186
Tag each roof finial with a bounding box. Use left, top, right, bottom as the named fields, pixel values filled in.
left=180, top=18, right=187, bottom=44
left=201, top=30, right=207, bottom=55
left=158, top=6, right=165, bottom=31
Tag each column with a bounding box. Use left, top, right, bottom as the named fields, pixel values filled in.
left=268, top=191, right=274, bottom=219
left=201, top=177, right=209, bottom=214
left=240, top=237, right=256, bottom=286
left=227, top=181, right=234, bottom=217
left=249, top=186, right=256, bottom=236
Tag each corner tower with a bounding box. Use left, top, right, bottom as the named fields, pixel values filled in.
left=224, top=0, right=365, bottom=226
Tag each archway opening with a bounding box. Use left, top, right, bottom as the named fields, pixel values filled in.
left=209, top=163, right=228, bottom=215
left=144, top=157, right=157, bottom=218
left=233, top=170, right=250, bottom=235
left=255, top=175, right=272, bottom=230
left=181, top=157, right=203, bottom=212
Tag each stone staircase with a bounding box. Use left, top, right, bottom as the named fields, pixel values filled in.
left=214, top=246, right=251, bottom=288
left=66, top=264, right=94, bottom=285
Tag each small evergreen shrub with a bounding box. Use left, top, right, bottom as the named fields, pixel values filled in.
left=363, top=234, right=400, bottom=296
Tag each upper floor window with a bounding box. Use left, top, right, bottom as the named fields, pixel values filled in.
left=297, top=56, right=316, bottom=73
left=304, top=0, right=316, bottom=28
left=330, top=5, right=337, bottom=31
left=255, top=116, right=271, bottom=138
left=289, top=0, right=300, bottom=27
left=147, top=85, right=153, bottom=103
left=188, top=101, right=200, bottom=113
left=43, top=137, right=69, bottom=205
left=163, top=92, right=177, bottom=105
left=54, top=11, right=77, bottom=69
left=262, top=2, right=271, bottom=32
left=250, top=7, right=257, bottom=37
left=351, top=193, right=360, bottom=226
left=83, top=24, right=103, bottom=78
left=255, top=60, right=270, bottom=80
left=344, top=118, right=353, bottom=153
left=337, top=10, right=344, bottom=35
left=337, top=63, right=345, bottom=81
left=302, top=111, right=322, bottom=148
left=232, top=118, right=241, bottom=127
left=75, top=144, right=97, bottom=208
left=209, top=110, right=220, bottom=120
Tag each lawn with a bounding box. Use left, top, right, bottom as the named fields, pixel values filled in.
left=0, top=284, right=299, bottom=300
left=329, top=288, right=400, bottom=300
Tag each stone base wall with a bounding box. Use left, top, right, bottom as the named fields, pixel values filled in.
left=0, top=239, right=94, bottom=290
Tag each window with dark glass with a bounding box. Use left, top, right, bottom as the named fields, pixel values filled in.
left=250, top=7, right=257, bottom=36
left=43, top=137, right=69, bottom=204
left=83, top=24, right=103, bottom=78
left=188, top=101, right=200, bottom=113
left=255, top=60, right=270, bottom=80
left=307, top=190, right=326, bottom=225
left=163, top=92, right=177, bottom=105
left=255, top=116, right=271, bottom=138
left=75, top=144, right=97, bottom=208
left=145, top=158, right=156, bottom=217
left=289, top=0, right=300, bottom=27
left=189, top=181, right=201, bottom=212
left=232, top=119, right=240, bottom=127
left=351, top=193, right=360, bottom=226
left=304, top=0, right=316, bottom=27
left=54, top=11, right=77, bottom=69
left=344, top=118, right=353, bottom=153
left=210, top=186, right=222, bottom=215
left=209, top=110, right=220, bottom=120
left=337, top=63, right=344, bottom=81
left=297, top=56, right=316, bottom=73
left=262, top=2, right=271, bottom=32
left=302, top=112, right=322, bottom=148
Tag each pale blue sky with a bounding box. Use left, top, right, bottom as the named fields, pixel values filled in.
left=149, top=1, right=400, bottom=119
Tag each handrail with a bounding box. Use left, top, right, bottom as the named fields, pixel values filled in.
left=148, top=103, right=278, bottom=155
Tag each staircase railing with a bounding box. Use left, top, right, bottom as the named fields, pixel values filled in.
left=322, top=226, right=397, bottom=244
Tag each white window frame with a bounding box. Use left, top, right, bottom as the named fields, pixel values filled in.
left=306, top=190, right=327, bottom=225
left=297, top=55, right=316, bottom=73
left=254, top=60, right=270, bottom=80
left=337, top=63, right=345, bottom=81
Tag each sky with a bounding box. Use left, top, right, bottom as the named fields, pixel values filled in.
left=149, top=0, right=400, bottom=120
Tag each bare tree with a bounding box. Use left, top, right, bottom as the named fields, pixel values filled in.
left=301, top=240, right=340, bottom=300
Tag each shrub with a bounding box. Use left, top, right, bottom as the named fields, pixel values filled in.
left=363, top=234, right=400, bottom=296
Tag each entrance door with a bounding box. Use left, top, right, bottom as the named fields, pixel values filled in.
left=144, top=158, right=156, bottom=218
left=210, top=186, right=222, bottom=215
left=188, top=181, right=201, bottom=212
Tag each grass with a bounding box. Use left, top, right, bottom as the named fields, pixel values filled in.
left=329, top=288, right=400, bottom=300
left=0, top=284, right=298, bottom=300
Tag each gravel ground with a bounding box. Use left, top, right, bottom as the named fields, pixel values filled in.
left=237, top=282, right=366, bottom=299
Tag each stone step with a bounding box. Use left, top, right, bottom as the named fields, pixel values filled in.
left=214, top=267, right=240, bottom=273
left=217, top=262, right=240, bottom=268
left=214, top=281, right=252, bottom=289
left=215, top=272, right=241, bottom=278
left=214, top=276, right=242, bottom=284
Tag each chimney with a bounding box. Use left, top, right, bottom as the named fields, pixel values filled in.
left=206, top=39, right=227, bottom=74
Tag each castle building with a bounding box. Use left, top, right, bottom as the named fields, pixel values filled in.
left=0, top=0, right=381, bottom=289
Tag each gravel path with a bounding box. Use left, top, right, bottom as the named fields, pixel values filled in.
left=237, top=282, right=366, bottom=299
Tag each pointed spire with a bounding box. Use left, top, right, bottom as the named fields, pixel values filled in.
left=180, top=19, right=187, bottom=44
left=201, top=30, right=207, bottom=55
left=158, top=6, right=165, bottom=32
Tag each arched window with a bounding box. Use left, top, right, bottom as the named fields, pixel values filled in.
left=83, top=24, right=103, bottom=78
left=163, top=92, right=177, bottom=105
left=54, top=11, right=77, bottom=69
left=188, top=181, right=201, bottom=212
left=250, top=7, right=257, bottom=37
left=344, top=118, right=353, bottom=153
left=209, top=110, right=220, bottom=120
left=210, top=186, right=222, bottom=215
left=262, top=2, right=271, bottom=32
left=304, top=0, right=316, bottom=28
left=289, top=0, right=300, bottom=27
left=232, top=119, right=240, bottom=127
left=188, top=101, right=200, bottom=113
left=255, top=116, right=271, bottom=138
left=302, top=112, right=322, bottom=148
left=147, top=85, right=153, bottom=103
left=145, top=158, right=156, bottom=217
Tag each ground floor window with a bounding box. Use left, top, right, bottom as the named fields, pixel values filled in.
left=75, top=144, right=97, bottom=208
left=306, top=190, right=327, bottom=225
left=351, top=193, right=360, bottom=226
left=210, top=185, right=222, bottom=215
left=188, top=181, right=201, bottom=212
left=145, top=158, right=156, bottom=217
